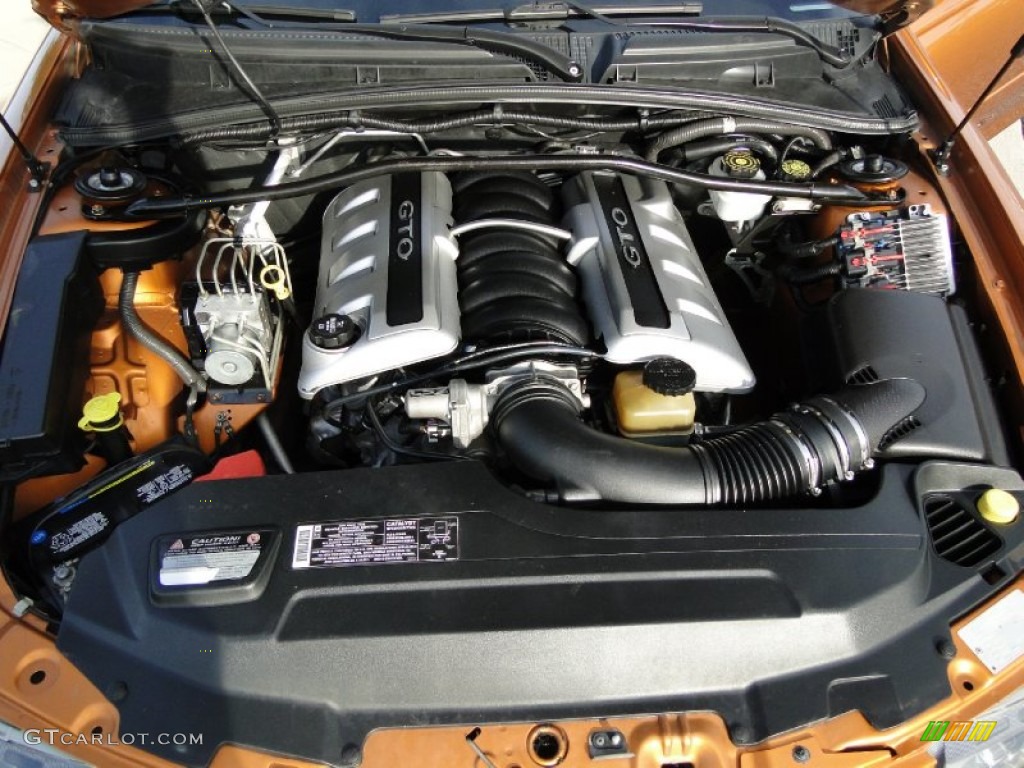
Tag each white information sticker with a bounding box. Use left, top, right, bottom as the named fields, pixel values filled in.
left=957, top=589, right=1024, bottom=674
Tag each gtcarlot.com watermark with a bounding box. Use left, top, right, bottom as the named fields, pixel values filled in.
left=25, top=729, right=203, bottom=747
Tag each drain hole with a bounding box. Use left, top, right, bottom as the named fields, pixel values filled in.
left=29, top=670, right=46, bottom=685
left=533, top=734, right=560, bottom=761
left=528, top=725, right=567, bottom=767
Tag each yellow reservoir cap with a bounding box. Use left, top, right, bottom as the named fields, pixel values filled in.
left=79, top=392, right=124, bottom=433
left=977, top=488, right=1020, bottom=525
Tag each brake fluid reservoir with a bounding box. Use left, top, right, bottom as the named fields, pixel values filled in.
left=708, top=150, right=772, bottom=223
left=613, top=359, right=697, bottom=437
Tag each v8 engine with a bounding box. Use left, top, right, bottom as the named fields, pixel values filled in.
left=298, top=170, right=755, bottom=398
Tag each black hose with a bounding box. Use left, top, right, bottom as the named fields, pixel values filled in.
left=673, top=136, right=780, bottom=164
left=125, top=154, right=870, bottom=219
left=492, top=377, right=925, bottom=505
left=812, top=150, right=846, bottom=178
left=646, top=117, right=832, bottom=162
left=180, top=110, right=710, bottom=145
left=777, top=235, right=839, bottom=260
left=778, top=261, right=842, bottom=285
left=119, top=271, right=206, bottom=392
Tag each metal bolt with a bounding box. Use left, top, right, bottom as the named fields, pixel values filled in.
left=339, top=744, right=362, bottom=767
left=936, top=638, right=956, bottom=659
left=90, top=204, right=106, bottom=217
left=592, top=734, right=607, bottom=748
left=792, top=745, right=811, bottom=763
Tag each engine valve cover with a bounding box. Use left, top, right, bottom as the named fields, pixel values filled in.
left=299, top=173, right=459, bottom=398
left=562, top=172, right=755, bottom=393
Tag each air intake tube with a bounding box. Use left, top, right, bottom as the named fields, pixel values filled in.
left=492, top=377, right=926, bottom=504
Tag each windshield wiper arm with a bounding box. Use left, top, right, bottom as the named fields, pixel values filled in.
left=147, top=2, right=582, bottom=81
left=630, top=16, right=853, bottom=68
left=310, top=23, right=585, bottom=81
left=382, top=3, right=702, bottom=24
left=381, top=6, right=850, bottom=69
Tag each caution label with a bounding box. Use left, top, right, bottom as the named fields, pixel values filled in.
left=159, top=530, right=267, bottom=586
left=292, top=517, right=459, bottom=569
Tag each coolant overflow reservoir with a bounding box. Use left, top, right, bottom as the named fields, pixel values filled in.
left=613, top=358, right=697, bottom=437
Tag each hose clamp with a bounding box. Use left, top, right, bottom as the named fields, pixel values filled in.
left=796, top=403, right=853, bottom=482
left=768, top=417, right=821, bottom=493
left=817, top=396, right=871, bottom=470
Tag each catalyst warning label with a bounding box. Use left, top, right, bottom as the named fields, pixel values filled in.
left=291, top=517, right=459, bottom=569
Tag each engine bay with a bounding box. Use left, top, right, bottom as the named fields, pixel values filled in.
left=2, top=16, right=1024, bottom=760
left=5, top=97, right=1017, bottom=573
left=4, top=108, right=1015, bottom=607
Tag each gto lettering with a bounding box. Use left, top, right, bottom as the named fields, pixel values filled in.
left=611, top=206, right=642, bottom=268
left=395, top=199, right=416, bottom=261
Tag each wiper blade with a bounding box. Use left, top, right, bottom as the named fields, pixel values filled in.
left=154, top=1, right=358, bottom=22
left=382, top=2, right=702, bottom=24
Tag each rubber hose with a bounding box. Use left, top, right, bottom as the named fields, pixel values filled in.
left=257, top=413, right=295, bottom=474
left=777, top=235, right=839, bottom=260
left=812, top=150, right=846, bottom=178
left=119, top=271, right=207, bottom=392
left=674, top=136, right=780, bottom=164
left=646, top=118, right=832, bottom=162
left=492, top=377, right=925, bottom=504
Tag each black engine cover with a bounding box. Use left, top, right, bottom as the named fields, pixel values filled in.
left=57, top=460, right=1024, bottom=766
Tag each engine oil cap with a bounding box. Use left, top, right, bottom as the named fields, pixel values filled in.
left=977, top=488, right=1020, bottom=525
left=642, top=358, right=697, bottom=396
left=309, top=313, right=360, bottom=350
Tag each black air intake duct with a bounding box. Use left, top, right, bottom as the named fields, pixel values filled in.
left=492, top=378, right=925, bottom=504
